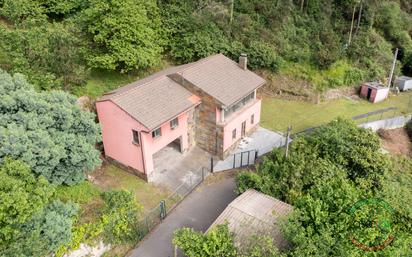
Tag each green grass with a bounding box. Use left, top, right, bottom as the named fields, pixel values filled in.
left=261, top=91, right=412, bottom=133
left=93, top=165, right=172, bottom=213
left=72, top=61, right=172, bottom=100
left=56, top=181, right=102, bottom=204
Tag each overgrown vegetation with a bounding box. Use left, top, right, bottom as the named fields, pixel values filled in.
left=235, top=119, right=412, bottom=256
left=0, top=69, right=101, bottom=185
left=0, top=0, right=411, bottom=93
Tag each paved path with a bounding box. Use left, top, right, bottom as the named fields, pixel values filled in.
left=213, top=127, right=285, bottom=172
left=128, top=177, right=237, bottom=257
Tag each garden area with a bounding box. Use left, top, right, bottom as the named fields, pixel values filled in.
left=260, top=91, right=412, bottom=133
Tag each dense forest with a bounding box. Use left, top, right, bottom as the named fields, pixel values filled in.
left=0, top=0, right=411, bottom=93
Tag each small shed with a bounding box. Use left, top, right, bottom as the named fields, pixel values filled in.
left=394, top=76, right=412, bottom=91
left=207, top=189, right=293, bottom=250
left=360, top=82, right=389, bottom=103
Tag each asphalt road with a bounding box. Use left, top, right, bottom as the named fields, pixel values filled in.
left=128, top=177, right=237, bottom=257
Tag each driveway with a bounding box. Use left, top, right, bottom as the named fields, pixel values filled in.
left=213, top=127, right=285, bottom=172
left=151, top=146, right=212, bottom=191
left=128, top=176, right=237, bottom=257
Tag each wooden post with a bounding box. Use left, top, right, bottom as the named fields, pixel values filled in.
left=355, top=0, right=363, bottom=34
left=348, top=4, right=357, bottom=46
left=229, top=0, right=234, bottom=25
left=210, top=157, right=214, bottom=173
left=285, top=126, right=292, bottom=157
left=388, top=48, right=399, bottom=88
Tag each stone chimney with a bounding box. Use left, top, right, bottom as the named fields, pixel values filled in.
left=239, top=53, right=247, bottom=70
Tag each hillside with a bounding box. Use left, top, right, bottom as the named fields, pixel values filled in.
left=0, top=0, right=411, bottom=97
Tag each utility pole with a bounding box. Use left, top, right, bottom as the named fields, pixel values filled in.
left=285, top=126, right=292, bottom=158
left=388, top=48, right=399, bottom=88
left=301, top=0, right=305, bottom=11
left=355, top=0, right=363, bottom=34
left=348, top=4, right=357, bottom=46
left=229, top=0, right=234, bottom=25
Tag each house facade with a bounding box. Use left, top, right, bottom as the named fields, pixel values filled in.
left=96, top=54, right=265, bottom=181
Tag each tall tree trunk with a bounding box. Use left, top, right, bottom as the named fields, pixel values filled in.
left=301, top=0, right=305, bottom=11
left=348, top=4, right=357, bottom=46
left=355, top=0, right=363, bottom=34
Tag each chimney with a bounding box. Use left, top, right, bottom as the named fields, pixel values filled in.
left=239, top=53, right=247, bottom=70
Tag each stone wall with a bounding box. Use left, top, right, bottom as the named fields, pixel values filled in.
left=186, top=108, right=197, bottom=149
left=169, top=74, right=222, bottom=156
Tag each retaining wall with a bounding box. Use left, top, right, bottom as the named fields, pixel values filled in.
left=359, top=115, right=412, bottom=131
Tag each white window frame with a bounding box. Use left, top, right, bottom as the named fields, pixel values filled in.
left=170, top=117, right=179, bottom=129
left=152, top=128, right=161, bottom=139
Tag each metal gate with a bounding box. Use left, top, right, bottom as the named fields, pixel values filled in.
left=232, top=149, right=258, bottom=169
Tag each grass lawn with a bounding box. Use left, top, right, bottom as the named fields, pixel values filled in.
left=261, top=91, right=412, bottom=133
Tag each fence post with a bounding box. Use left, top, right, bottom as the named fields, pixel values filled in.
left=210, top=157, right=214, bottom=173
left=255, top=150, right=258, bottom=161
left=233, top=154, right=236, bottom=168
left=160, top=200, right=166, bottom=220
left=247, top=151, right=250, bottom=166
left=285, top=126, right=292, bottom=158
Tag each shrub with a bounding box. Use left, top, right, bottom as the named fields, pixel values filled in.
left=0, top=158, right=54, bottom=246
left=173, top=224, right=237, bottom=257
left=56, top=181, right=102, bottom=204
left=3, top=201, right=79, bottom=257
left=101, top=190, right=142, bottom=244
left=0, top=70, right=101, bottom=185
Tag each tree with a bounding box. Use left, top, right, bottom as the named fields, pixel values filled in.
left=0, top=158, right=54, bottom=246
left=0, top=20, right=88, bottom=90
left=0, top=69, right=101, bottom=185
left=173, top=224, right=238, bottom=257
left=2, top=201, right=79, bottom=257
left=82, top=0, right=164, bottom=72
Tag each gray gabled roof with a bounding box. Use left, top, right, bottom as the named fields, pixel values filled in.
left=97, top=54, right=265, bottom=130
left=99, top=74, right=199, bottom=131
left=177, top=54, right=265, bottom=106
left=207, top=189, right=293, bottom=250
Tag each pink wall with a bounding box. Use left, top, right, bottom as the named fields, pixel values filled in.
left=97, top=101, right=192, bottom=179
left=222, top=99, right=261, bottom=151
left=96, top=101, right=147, bottom=174
left=140, top=112, right=190, bottom=175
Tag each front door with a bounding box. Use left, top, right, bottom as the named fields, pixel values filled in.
left=241, top=121, right=246, bottom=138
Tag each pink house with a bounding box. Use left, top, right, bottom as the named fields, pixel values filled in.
left=96, top=54, right=265, bottom=181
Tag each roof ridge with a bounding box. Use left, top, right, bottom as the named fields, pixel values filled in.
left=175, top=53, right=225, bottom=74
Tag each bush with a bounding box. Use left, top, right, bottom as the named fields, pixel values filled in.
left=3, top=201, right=79, bottom=257
left=235, top=171, right=263, bottom=195
left=0, top=70, right=101, bottom=185
left=56, top=181, right=102, bottom=204
left=101, top=190, right=142, bottom=244
left=173, top=224, right=237, bottom=257
left=0, top=158, right=54, bottom=246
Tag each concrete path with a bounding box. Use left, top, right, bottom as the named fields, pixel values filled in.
left=213, top=127, right=285, bottom=172
left=128, top=177, right=237, bottom=257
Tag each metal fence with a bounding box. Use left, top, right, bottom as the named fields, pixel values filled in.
left=232, top=149, right=258, bottom=169
left=134, top=166, right=208, bottom=242
left=292, top=106, right=411, bottom=138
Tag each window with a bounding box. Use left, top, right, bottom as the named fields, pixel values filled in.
left=170, top=117, right=179, bottom=129
left=152, top=128, right=161, bottom=138
left=225, top=91, right=255, bottom=118
left=132, top=130, right=139, bottom=145
left=232, top=129, right=236, bottom=140
left=251, top=114, right=254, bottom=124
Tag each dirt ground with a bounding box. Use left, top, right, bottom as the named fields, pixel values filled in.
left=378, top=128, right=412, bottom=156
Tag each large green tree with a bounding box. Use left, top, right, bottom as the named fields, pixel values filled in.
left=82, top=0, right=163, bottom=72
left=0, top=158, right=54, bottom=246
left=0, top=69, right=101, bottom=185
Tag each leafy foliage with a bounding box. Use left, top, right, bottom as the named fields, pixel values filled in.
left=3, top=201, right=79, bottom=257
left=173, top=224, right=238, bottom=257
left=81, top=0, right=163, bottom=72
left=0, top=69, right=101, bottom=185
left=0, top=158, right=54, bottom=246
left=101, top=189, right=142, bottom=244
left=236, top=118, right=412, bottom=256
